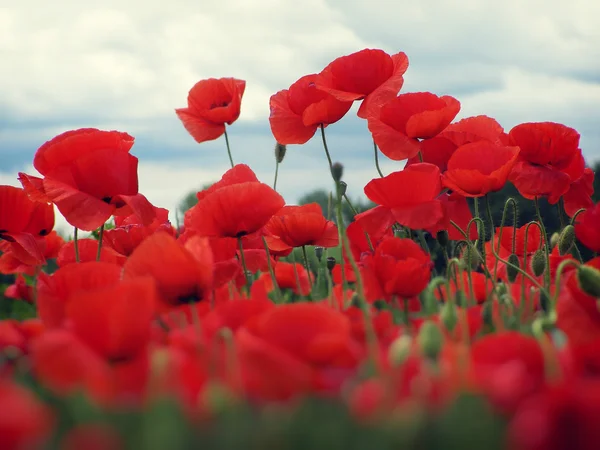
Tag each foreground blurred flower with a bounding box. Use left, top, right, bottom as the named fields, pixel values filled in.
left=315, top=48, right=409, bottom=118
left=18, top=128, right=155, bottom=231
left=574, top=202, right=600, bottom=253
left=176, top=77, right=246, bottom=143
left=269, top=74, right=352, bottom=144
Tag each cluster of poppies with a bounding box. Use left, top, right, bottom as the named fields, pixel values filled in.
left=1, top=48, right=600, bottom=450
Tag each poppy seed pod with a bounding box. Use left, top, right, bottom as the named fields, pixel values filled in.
left=577, top=265, right=600, bottom=298
left=314, top=246, right=324, bottom=261
left=530, top=250, right=546, bottom=277
left=440, top=302, right=458, bottom=332
left=417, top=321, right=443, bottom=361
left=506, top=253, right=521, bottom=283
left=331, top=162, right=344, bottom=183
left=338, top=181, right=348, bottom=197
left=558, top=225, right=576, bottom=256
left=326, top=256, right=336, bottom=272
left=274, top=142, right=287, bottom=163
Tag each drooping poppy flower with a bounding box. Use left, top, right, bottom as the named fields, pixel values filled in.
left=508, top=122, right=584, bottom=204
left=314, top=48, right=409, bottom=118
left=556, top=257, right=600, bottom=346
left=176, top=77, right=246, bottom=144
left=563, top=167, right=595, bottom=217
left=360, top=236, right=432, bottom=300
left=0, top=379, right=53, bottom=450
left=185, top=165, right=285, bottom=238
left=362, top=163, right=444, bottom=230
left=18, top=128, right=155, bottom=231
left=574, top=202, right=600, bottom=253
left=269, top=74, right=353, bottom=144
left=0, top=185, right=54, bottom=265
left=441, top=141, right=520, bottom=197
left=123, top=231, right=213, bottom=315
left=264, top=203, right=338, bottom=252
left=368, top=92, right=461, bottom=160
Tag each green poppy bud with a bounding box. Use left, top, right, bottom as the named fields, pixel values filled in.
left=417, top=321, right=444, bottom=361
left=577, top=265, right=600, bottom=298
left=558, top=225, right=576, bottom=256
left=531, top=249, right=546, bottom=277
left=506, top=253, right=521, bottom=283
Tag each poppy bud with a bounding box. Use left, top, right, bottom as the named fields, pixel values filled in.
left=506, top=253, right=520, bottom=283
left=481, top=301, right=493, bottom=328
left=314, top=246, right=324, bottom=261
left=201, top=381, right=238, bottom=413
left=338, top=180, right=347, bottom=197
left=331, top=162, right=344, bottom=183
left=417, top=321, right=443, bottom=361
left=577, top=265, right=600, bottom=298
left=388, top=334, right=412, bottom=367
left=454, top=290, right=468, bottom=307
left=558, top=225, right=576, bottom=256
left=436, top=230, right=449, bottom=247
left=530, top=250, right=546, bottom=277
left=460, top=246, right=481, bottom=271
left=274, top=142, right=287, bottom=163
left=550, top=232, right=560, bottom=249
left=326, top=256, right=336, bottom=272
left=495, top=282, right=508, bottom=297
left=440, top=302, right=458, bottom=332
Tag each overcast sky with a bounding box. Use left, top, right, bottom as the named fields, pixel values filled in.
left=1, top=0, right=599, bottom=232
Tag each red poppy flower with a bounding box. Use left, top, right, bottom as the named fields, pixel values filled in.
left=18, top=128, right=155, bottom=231
left=0, top=379, right=53, bottom=450
left=574, top=202, right=600, bottom=253
left=269, top=74, right=352, bottom=144
left=563, top=167, right=595, bottom=217
left=361, top=236, right=432, bottom=300
left=427, top=191, right=478, bottom=241
left=255, top=261, right=312, bottom=296
left=362, top=163, right=443, bottom=230
left=66, top=276, right=157, bottom=361
left=368, top=92, right=460, bottom=160
left=176, top=77, right=246, bottom=143
left=56, top=238, right=127, bottom=267
left=441, top=141, right=520, bottom=197
left=264, top=203, right=338, bottom=252
left=314, top=48, right=409, bottom=118
left=4, top=274, right=33, bottom=303
left=485, top=224, right=543, bottom=281
left=435, top=271, right=491, bottom=304
left=36, top=261, right=123, bottom=328
left=0, top=185, right=54, bottom=265
left=185, top=165, right=285, bottom=238
left=556, top=257, right=600, bottom=346
left=123, top=231, right=213, bottom=314
left=508, top=122, right=584, bottom=204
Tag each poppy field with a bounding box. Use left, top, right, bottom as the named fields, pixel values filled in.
left=2, top=48, right=600, bottom=449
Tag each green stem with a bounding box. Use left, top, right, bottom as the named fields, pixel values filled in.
left=273, top=160, right=280, bottom=191
left=262, top=237, right=282, bottom=303
left=96, top=224, right=105, bottom=261
left=534, top=197, right=551, bottom=290
left=320, top=124, right=335, bottom=179
left=237, top=237, right=251, bottom=292
left=301, top=245, right=314, bottom=299
left=224, top=126, right=234, bottom=168
left=551, top=259, right=581, bottom=307
left=74, top=227, right=80, bottom=263
left=373, top=140, right=385, bottom=178
left=418, top=150, right=424, bottom=163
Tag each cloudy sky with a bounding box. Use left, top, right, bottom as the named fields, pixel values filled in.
left=1, top=0, right=598, bottom=232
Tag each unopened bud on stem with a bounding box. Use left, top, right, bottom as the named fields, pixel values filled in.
left=274, top=142, right=287, bottom=163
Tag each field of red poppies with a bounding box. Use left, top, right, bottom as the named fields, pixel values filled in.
left=1, top=48, right=600, bottom=449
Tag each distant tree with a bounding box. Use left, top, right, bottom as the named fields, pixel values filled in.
left=178, top=182, right=215, bottom=215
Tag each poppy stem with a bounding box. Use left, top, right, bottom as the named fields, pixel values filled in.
left=301, top=245, right=314, bottom=299
left=418, top=150, right=424, bottom=163
left=237, top=237, right=251, bottom=292
left=73, top=227, right=80, bottom=263
left=96, top=224, right=105, bottom=261
left=224, top=126, right=234, bottom=168
left=290, top=252, right=303, bottom=300
left=534, top=197, right=551, bottom=291
left=319, top=124, right=335, bottom=179
left=373, top=140, right=385, bottom=178
left=261, top=236, right=282, bottom=303
left=273, top=160, right=280, bottom=191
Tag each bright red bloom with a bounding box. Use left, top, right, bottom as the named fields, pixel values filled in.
left=123, top=232, right=213, bottom=314
left=4, top=274, right=33, bottom=303
left=362, top=163, right=443, bottom=230
left=269, top=74, right=352, bottom=144
left=185, top=165, right=285, bottom=238
left=485, top=224, right=543, bottom=281
left=361, top=236, right=432, bottom=300
left=435, top=271, right=491, bottom=305
left=441, top=141, right=520, bottom=197
left=508, top=122, right=584, bottom=204
left=368, top=92, right=460, bottom=160
left=563, top=167, right=595, bottom=217
left=427, top=191, right=478, bottom=241
left=18, top=128, right=155, bottom=231
left=0, top=230, right=64, bottom=275
left=264, top=203, right=338, bottom=252
left=314, top=48, right=409, bottom=118
left=255, top=261, right=311, bottom=296
left=0, top=185, right=54, bottom=265
left=0, top=379, right=53, bottom=450
left=176, top=77, right=246, bottom=143
left=57, top=238, right=127, bottom=267
left=556, top=257, right=600, bottom=346
left=574, top=202, right=600, bottom=252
